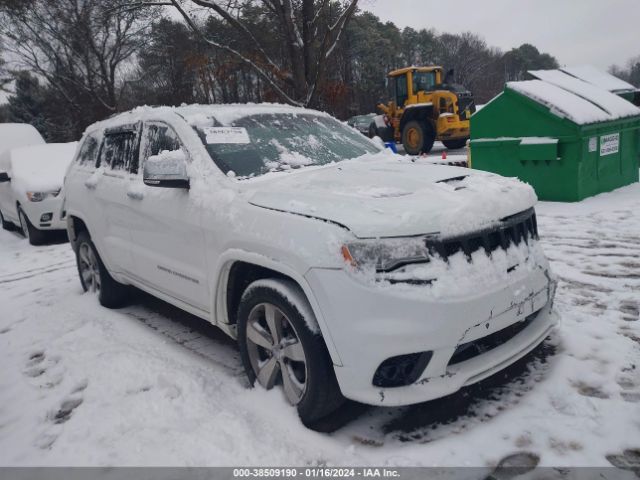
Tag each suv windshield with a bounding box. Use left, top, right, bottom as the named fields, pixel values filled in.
left=194, top=113, right=380, bottom=179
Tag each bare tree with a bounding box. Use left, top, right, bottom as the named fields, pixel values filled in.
left=0, top=0, right=152, bottom=126
left=126, top=0, right=359, bottom=107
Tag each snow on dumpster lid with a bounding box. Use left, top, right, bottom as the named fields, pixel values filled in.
left=528, top=69, right=640, bottom=120
left=561, top=65, right=636, bottom=93
left=507, top=80, right=633, bottom=125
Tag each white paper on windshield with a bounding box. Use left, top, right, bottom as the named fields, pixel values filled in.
left=203, top=127, right=251, bottom=144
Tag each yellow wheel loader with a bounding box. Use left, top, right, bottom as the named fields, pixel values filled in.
left=369, top=66, right=475, bottom=155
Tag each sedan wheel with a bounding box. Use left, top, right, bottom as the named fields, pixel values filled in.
left=245, top=302, right=308, bottom=405
left=78, top=241, right=101, bottom=293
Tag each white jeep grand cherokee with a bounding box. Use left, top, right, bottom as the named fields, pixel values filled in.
left=64, top=104, right=558, bottom=426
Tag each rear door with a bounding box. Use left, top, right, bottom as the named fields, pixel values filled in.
left=93, top=125, right=140, bottom=275
left=64, top=132, right=104, bottom=236
left=126, top=121, right=209, bottom=313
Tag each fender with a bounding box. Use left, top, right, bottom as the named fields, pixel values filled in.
left=400, top=104, right=434, bottom=132
left=211, top=249, right=344, bottom=366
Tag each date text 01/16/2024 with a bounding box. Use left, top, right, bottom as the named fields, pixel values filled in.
left=232, top=468, right=400, bottom=478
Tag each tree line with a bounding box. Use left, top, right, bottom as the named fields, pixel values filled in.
left=0, top=0, right=631, bottom=143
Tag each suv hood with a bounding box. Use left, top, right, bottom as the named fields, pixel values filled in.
left=246, top=154, right=537, bottom=238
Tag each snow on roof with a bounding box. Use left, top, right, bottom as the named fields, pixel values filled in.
left=86, top=103, right=330, bottom=135
left=175, top=103, right=328, bottom=126
left=528, top=69, right=640, bottom=120
left=0, top=123, right=45, bottom=155
left=0, top=123, right=46, bottom=172
left=560, top=65, right=636, bottom=93
left=10, top=142, right=77, bottom=193
left=507, top=80, right=639, bottom=125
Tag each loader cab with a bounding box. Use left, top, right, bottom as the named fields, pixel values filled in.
left=388, top=67, right=444, bottom=107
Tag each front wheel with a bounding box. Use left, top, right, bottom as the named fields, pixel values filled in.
left=402, top=120, right=435, bottom=155
left=237, top=280, right=344, bottom=427
left=442, top=138, right=468, bottom=150
left=75, top=231, right=130, bottom=308
left=18, top=207, right=47, bottom=245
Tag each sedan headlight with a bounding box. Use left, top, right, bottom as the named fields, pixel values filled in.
left=341, top=237, right=431, bottom=272
left=26, top=189, right=61, bottom=202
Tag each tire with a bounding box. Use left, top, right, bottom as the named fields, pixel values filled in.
left=442, top=138, right=468, bottom=150
left=18, top=207, right=47, bottom=245
left=75, top=231, right=130, bottom=308
left=402, top=120, right=435, bottom=155
left=0, top=209, right=15, bottom=231
left=237, top=279, right=344, bottom=427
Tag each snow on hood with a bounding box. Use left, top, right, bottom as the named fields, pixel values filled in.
left=10, top=142, right=78, bottom=194
left=245, top=153, right=537, bottom=238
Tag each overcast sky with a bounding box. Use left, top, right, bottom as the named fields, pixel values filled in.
left=360, top=0, right=639, bottom=70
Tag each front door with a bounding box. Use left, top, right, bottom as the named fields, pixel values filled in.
left=127, top=121, right=209, bottom=313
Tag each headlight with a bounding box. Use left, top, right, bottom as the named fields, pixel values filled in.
left=26, top=189, right=61, bottom=202
left=341, top=237, right=431, bottom=272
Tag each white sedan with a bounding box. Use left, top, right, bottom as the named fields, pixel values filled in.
left=0, top=142, right=77, bottom=245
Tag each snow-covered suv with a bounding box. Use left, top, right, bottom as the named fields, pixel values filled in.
left=64, top=104, right=558, bottom=426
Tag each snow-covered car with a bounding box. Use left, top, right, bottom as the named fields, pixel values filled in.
left=63, top=104, right=558, bottom=427
left=347, top=113, right=376, bottom=136
left=0, top=140, right=77, bottom=245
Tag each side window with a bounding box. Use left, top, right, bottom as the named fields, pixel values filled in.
left=98, top=131, right=136, bottom=171
left=77, top=134, right=100, bottom=166
left=138, top=123, right=185, bottom=174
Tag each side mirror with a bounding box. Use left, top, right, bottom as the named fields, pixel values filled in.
left=0, top=171, right=10, bottom=183
left=143, top=149, right=190, bottom=189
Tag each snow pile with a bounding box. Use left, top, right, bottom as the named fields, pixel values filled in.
left=0, top=124, right=45, bottom=171
left=507, top=80, right=615, bottom=125
left=10, top=142, right=78, bottom=195
left=528, top=69, right=640, bottom=119
left=561, top=65, right=636, bottom=93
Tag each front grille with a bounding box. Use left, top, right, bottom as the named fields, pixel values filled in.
left=425, top=208, right=538, bottom=261
left=448, top=310, right=540, bottom=366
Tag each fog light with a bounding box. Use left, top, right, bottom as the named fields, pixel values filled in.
left=40, top=213, right=53, bottom=222
left=372, top=351, right=433, bottom=388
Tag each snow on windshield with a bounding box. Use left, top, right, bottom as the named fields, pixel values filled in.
left=193, top=113, right=381, bottom=179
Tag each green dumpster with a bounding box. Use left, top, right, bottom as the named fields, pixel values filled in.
left=470, top=73, right=640, bottom=202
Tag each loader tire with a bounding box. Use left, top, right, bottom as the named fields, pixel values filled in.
left=442, top=138, right=468, bottom=150
left=402, top=120, right=435, bottom=155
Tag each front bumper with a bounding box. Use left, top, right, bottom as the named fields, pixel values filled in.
left=22, top=197, right=66, bottom=231
left=436, top=115, right=469, bottom=140
left=305, top=263, right=558, bottom=406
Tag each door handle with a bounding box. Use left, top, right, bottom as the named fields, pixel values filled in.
left=127, top=190, right=144, bottom=200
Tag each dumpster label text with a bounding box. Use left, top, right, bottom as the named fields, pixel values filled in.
left=600, top=133, right=619, bottom=156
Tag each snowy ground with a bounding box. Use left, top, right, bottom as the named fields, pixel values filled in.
left=1, top=179, right=639, bottom=470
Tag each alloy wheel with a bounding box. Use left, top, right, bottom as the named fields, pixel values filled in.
left=245, top=302, right=308, bottom=405
left=78, top=242, right=101, bottom=293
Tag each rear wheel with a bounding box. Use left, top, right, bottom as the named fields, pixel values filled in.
left=237, top=280, right=344, bottom=427
left=18, top=207, right=46, bottom=245
left=442, top=138, right=468, bottom=150
left=75, top=231, right=130, bottom=308
left=0, top=209, right=15, bottom=231
left=402, top=120, right=435, bottom=155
